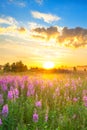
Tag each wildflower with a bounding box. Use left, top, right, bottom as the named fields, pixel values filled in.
left=8, top=90, right=13, bottom=100
left=84, top=103, right=87, bottom=107
left=73, top=98, right=78, bottom=102
left=2, top=104, right=8, bottom=117
left=27, top=88, right=34, bottom=97
left=83, top=96, right=87, bottom=107
left=0, top=119, right=2, bottom=125
left=27, top=90, right=31, bottom=97
left=14, top=88, right=19, bottom=99
left=33, top=112, right=38, bottom=122
left=2, top=84, right=7, bottom=91
left=83, top=96, right=87, bottom=102
left=0, top=94, right=4, bottom=104
left=35, top=101, right=42, bottom=108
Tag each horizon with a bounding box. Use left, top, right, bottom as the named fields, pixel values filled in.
left=0, top=0, right=87, bottom=68
left=1, top=61, right=87, bottom=70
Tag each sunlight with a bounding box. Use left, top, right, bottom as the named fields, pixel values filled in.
left=43, top=61, right=54, bottom=69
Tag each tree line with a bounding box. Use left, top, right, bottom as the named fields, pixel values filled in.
left=3, top=61, right=28, bottom=72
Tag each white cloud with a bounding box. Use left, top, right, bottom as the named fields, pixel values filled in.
left=31, top=11, right=61, bottom=23
left=8, top=0, right=26, bottom=7
left=28, top=22, right=43, bottom=29
left=0, top=16, right=17, bottom=25
left=35, top=0, right=43, bottom=5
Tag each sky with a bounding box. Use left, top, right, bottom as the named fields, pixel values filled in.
left=0, top=0, right=87, bottom=68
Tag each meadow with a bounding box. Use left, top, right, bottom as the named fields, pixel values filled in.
left=0, top=72, right=87, bottom=130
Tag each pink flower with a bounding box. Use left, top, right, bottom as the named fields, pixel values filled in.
left=33, top=112, right=38, bottom=122
left=84, top=103, right=87, bottom=107
left=2, top=104, right=8, bottom=117
left=73, top=98, right=78, bottom=102
left=8, top=90, right=13, bottom=100
left=83, top=96, right=87, bottom=107
left=0, top=119, right=2, bottom=125
left=83, top=96, right=87, bottom=102
left=35, top=101, right=42, bottom=108
left=0, top=94, right=4, bottom=104
left=14, top=88, right=19, bottom=99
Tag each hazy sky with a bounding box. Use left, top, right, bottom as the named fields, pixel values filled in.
left=0, top=0, right=87, bottom=67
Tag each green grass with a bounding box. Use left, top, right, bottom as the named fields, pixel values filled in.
left=0, top=72, right=87, bottom=130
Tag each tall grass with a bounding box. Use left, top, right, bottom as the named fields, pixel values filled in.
left=0, top=74, right=87, bottom=130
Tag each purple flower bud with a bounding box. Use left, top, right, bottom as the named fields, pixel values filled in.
left=2, top=104, right=8, bottom=117
left=33, top=113, right=38, bottom=122
left=14, top=88, right=19, bottom=99
left=0, top=94, right=4, bottom=104
left=8, top=90, right=13, bottom=100
left=35, top=101, right=42, bottom=108
left=0, top=119, right=2, bottom=125
left=73, top=98, right=78, bottom=102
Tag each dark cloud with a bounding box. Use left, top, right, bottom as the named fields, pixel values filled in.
left=32, top=26, right=60, bottom=40
left=57, top=27, right=87, bottom=48
left=17, top=27, right=26, bottom=33
left=32, top=35, right=45, bottom=40
left=32, top=26, right=87, bottom=48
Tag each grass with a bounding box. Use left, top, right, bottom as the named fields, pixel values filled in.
left=0, top=72, right=87, bottom=130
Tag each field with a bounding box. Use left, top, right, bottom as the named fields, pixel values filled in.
left=0, top=72, right=87, bottom=130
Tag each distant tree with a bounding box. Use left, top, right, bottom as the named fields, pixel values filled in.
left=73, top=66, right=77, bottom=72
left=84, top=68, right=86, bottom=71
left=11, top=62, right=16, bottom=72
left=23, top=65, right=28, bottom=71
left=15, top=61, right=24, bottom=72
left=11, top=61, right=28, bottom=72
left=3, top=61, right=28, bottom=72
left=3, top=63, right=10, bottom=72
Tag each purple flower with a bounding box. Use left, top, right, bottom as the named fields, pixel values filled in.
left=85, top=103, right=87, bottom=107
left=2, top=84, right=7, bottom=91
left=35, top=101, right=42, bottom=108
left=27, top=88, right=34, bottom=97
left=73, top=98, right=78, bottom=102
left=2, top=104, right=8, bottom=117
left=83, top=96, right=87, bottom=102
left=0, top=94, right=4, bottom=104
left=8, top=90, right=13, bottom=100
left=0, top=119, right=2, bottom=125
left=33, top=113, right=38, bottom=122
left=14, top=88, right=19, bottom=99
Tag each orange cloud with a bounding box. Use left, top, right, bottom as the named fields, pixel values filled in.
left=57, top=27, right=87, bottom=48
left=32, top=26, right=87, bottom=48
left=17, top=27, right=26, bottom=33
left=32, top=26, right=60, bottom=41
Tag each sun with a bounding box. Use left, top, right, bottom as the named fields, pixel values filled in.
left=43, top=61, right=54, bottom=69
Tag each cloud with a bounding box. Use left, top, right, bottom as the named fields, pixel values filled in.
left=57, top=27, right=87, bottom=48
left=0, top=16, right=17, bottom=25
left=0, top=25, right=26, bottom=36
left=0, top=26, right=17, bottom=35
left=28, top=22, right=42, bottom=29
left=32, top=26, right=87, bottom=48
left=17, top=27, right=26, bottom=33
left=8, top=0, right=26, bottom=7
left=32, top=26, right=60, bottom=40
left=35, top=0, right=43, bottom=5
left=31, top=11, right=61, bottom=23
